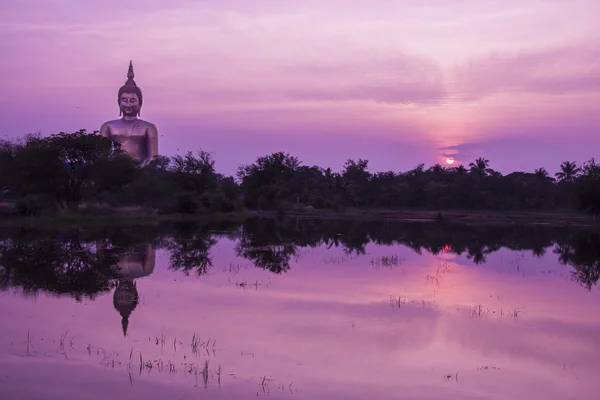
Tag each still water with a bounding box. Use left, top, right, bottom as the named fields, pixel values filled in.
left=1, top=218, right=599, bottom=399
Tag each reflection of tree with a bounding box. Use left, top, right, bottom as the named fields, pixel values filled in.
left=532, top=246, right=546, bottom=257
left=466, top=244, right=488, bottom=265
left=235, top=219, right=296, bottom=273
left=163, top=221, right=217, bottom=276
left=0, top=225, right=166, bottom=302
left=235, top=218, right=600, bottom=290
left=2, top=218, right=600, bottom=301
left=554, top=233, right=600, bottom=290
left=0, top=234, right=122, bottom=300
left=236, top=240, right=296, bottom=274
left=237, top=218, right=563, bottom=265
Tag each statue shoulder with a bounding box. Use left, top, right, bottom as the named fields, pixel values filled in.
left=138, top=119, right=158, bottom=133
left=137, top=119, right=156, bottom=127
left=100, top=119, right=119, bottom=136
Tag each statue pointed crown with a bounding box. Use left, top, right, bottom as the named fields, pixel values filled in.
left=124, top=60, right=137, bottom=87
left=113, top=280, right=139, bottom=337
left=117, top=60, right=143, bottom=115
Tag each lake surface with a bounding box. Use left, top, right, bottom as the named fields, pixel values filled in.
left=1, top=218, right=599, bottom=399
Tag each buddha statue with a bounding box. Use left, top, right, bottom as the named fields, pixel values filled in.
left=100, top=61, right=159, bottom=164
left=111, top=244, right=156, bottom=337
left=113, top=280, right=138, bottom=337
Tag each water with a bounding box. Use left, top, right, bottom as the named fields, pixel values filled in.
left=1, top=218, right=599, bottom=399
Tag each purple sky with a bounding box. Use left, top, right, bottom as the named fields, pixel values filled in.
left=1, top=0, right=599, bottom=176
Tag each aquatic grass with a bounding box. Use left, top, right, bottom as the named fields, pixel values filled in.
left=202, top=360, right=209, bottom=388
left=191, top=332, right=201, bottom=355
left=322, top=254, right=359, bottom=265
left=235, top=279, right=261, bottom=291
left=477, top=365, right=500, bottom=371
left=156, top=329, right=166, bottom=348
left=25, top=329, right=35, bottom=356
left=223, top=262, right=245, bottom=274
left=510, top=308, right=522, bottom=318
left=168, top=359, right=176, bottom=374
left=10, top=329, right=291, bottom=394
left=190, top=332, right=217, bottom=357
left=444, top=372, right=459, bottom=382
left=59, top=329, right=70, bottom=359
left=261, top=376, right=268, bottom=394
left=425, top=273, right=441, bottom=287
left=389, top=295, right=434, bottom=308
left=128, top=348, right=133, bottom=369
left=370, top=254, right=406, bottom=269
left=467, top=304, right=524, bottom=319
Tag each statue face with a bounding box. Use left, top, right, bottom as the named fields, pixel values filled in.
left=119, top=92, right=140, bottom=117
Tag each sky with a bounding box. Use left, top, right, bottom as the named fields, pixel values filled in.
left=1, top=0, right=599, bottom=176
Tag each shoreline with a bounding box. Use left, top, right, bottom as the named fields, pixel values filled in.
left=0, top=206, right=597, bottom=228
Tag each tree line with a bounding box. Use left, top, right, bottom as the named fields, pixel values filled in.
left=1, top=129, right=600, bottom=216
left=1, top=219, right=599, bottom=299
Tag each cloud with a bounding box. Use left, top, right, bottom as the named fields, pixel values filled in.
left=439, top=134, right=600, bottom=174
left=146, top=52, right=447, bottom=107
left=279, top=55, right=447, bottom=105
left=0, top=1, right=450, bottom=109
left=452, top=42, right=600, bottom=100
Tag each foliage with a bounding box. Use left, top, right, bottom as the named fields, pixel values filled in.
left=0, top=130, right=136, bottom=211
left=1, top=129, right=600, bottom=216
left=0, top=131, right=241, bottom=214
left=233, top=153, right=598, bottom=214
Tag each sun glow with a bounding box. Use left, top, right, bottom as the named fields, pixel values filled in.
left=445, top=157, right=455, bottom=165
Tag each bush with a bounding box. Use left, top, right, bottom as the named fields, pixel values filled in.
left=14, top=195, right=45, bottom=216
left=312, top=197, right=325, bottom=209
left=78, top=202, right=114, bottom=215
left=211, top=193, right=238, bottom=212
left=175, top=192, right=199, bottom=214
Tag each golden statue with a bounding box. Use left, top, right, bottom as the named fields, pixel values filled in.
left=111, top=244, right=156, bottom=337
left=100, top=61, right=159, bottom=164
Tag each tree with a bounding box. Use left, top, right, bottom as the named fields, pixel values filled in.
left=554, top=161, right=582, bottom=209
left=170, top=150, right=218, bottom=195
left=469, top=157, right=492, bottom=177
left=341, top=158, right=371, bottom=207
left=0, top=130, right=141, bottom=212
left=5, top=128, right=600, bottom=216
left=573, top=158, right=600, bottom=215
left=534, top=167, right=552, bottom=182
left=555, top=161, right=581, bottom=183
left=237, top=152, right=301, bottom=210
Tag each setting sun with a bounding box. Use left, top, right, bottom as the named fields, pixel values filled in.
left=446, top=157, right=455, bottom=165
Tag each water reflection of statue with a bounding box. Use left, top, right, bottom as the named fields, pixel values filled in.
left=112, top=244, right=156, bottom=337
left=100, top=61, right=159, bottom=165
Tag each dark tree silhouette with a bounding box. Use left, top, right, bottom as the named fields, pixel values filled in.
left=2, top=130, right=600, bottom=217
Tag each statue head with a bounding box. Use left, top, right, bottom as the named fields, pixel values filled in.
left=113, top=279, right=139, bottom=337
left=118, top=61, right=143, bottom=117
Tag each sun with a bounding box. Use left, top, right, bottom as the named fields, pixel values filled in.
left=445, top=157, right=455, bottom=165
